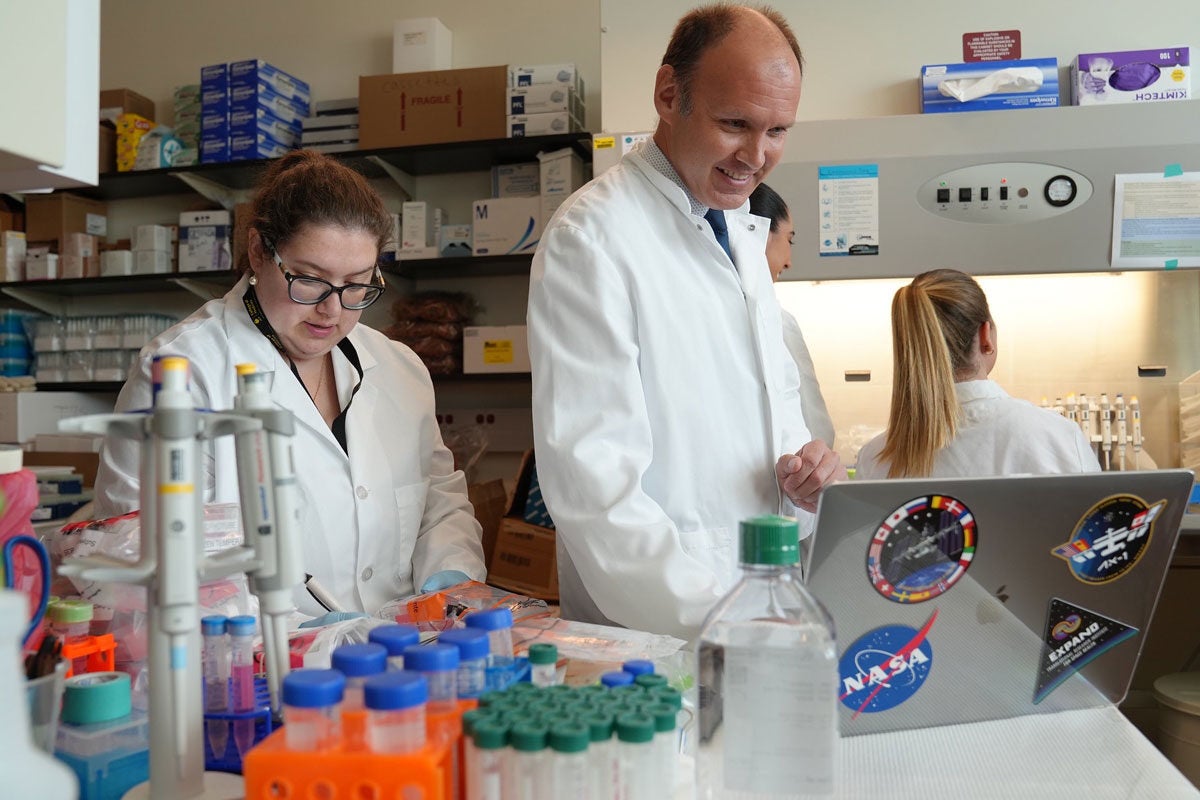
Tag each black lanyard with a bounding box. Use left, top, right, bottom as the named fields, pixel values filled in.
left=242, top=283, right=364, bottom=454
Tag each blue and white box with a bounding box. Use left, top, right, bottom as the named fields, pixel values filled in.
left=1071, top=47, right=1189, bottom=105
left=230, top=131, right=293, bottom=161
left=920, top=58, right=1059, bottom=113
left=201, top=111, right=229, bottom=136
left=229, top=60, right=311, bottom=106
left=230, top=107, right=301, bottom=145
left=229, top=83, right=310, bottom=122
left=200, top=135, right=230, bottom=164
left=201, top=88, right=230, bottom=116
left=200, top=63, right=229, bottom=94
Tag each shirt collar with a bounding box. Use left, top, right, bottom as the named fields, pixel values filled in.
left=641, top=138, right=708, bottom=216
left=955, top=379, right=1008, bottom=403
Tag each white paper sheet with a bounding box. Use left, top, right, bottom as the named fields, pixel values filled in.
left=1111, top=171, right=1200, bottom=268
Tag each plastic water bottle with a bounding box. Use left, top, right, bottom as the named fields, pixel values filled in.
left=696, top=515, right=838, bottom=799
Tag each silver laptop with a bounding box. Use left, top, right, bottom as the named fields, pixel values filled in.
left=804, top=469, right=1192, bottom=736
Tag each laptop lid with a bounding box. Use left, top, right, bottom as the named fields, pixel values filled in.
left=805, top=469, right=1192, bottom=736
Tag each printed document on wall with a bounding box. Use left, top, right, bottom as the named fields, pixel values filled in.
left=1111, top=172, right=1200, bottom=268
left=818, top=164, right=879, bottom=258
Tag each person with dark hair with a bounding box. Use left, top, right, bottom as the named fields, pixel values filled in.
left=749, top=182, right=835, bottom=447
left=528, top=4, right=844, bottom=638
left=94, top=150, right=486, bottom=616
left=856, top=268, right=1099, bottom=478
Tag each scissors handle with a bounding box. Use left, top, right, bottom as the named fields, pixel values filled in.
left=3, top=534, right=52, bottom=647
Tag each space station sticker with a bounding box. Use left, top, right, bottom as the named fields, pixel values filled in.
left=867, top=495, right=977, bottom=603
left=1034, top=597, right=1138, bottom=704
left=838, top=610, right=938, bottom=718
left=1051, top=494, right=1166, bottom=584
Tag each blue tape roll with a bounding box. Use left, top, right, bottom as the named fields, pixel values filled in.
left=61, top=671, right=132, bottom=725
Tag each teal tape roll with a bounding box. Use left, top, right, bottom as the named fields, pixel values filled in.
left=61, top=671, right=132, bottom=725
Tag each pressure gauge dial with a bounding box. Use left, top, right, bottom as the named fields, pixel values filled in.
left=1044, top=175, right=1078, bottom=207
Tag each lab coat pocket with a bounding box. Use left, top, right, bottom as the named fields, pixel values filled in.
left=678, top=526, right=737, bottom=588
left=392, top=479, right=430, bottom=555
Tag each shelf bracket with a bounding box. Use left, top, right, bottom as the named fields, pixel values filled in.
left=1, top=287, right=66, bottom=317
left=365, top=156, right=416, bottom=201
left=169, top=277, right=231, bottom=302
left=170, top=172, right=255, bottom=210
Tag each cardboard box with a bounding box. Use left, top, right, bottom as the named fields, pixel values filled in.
left=23, top=450, right=103, bottom=487
left=1072, top=48, right=1190, bottom=105
left=179, top=210, right=232, bottom=272
left=392, top=17, right=453, bottom=74
left=507, top=85, right=583, bottom=120
left=538, top=147, right=586, bottom=223
left=358, top=66, right=507, bottom=149
left=0, top=393, right=114, bottom=445
left=232, top=202, right=254, bottom=272
left=401, top=201, right=444, bottom=250
left=1, top=232, right=25, bottom=282
left=24, top=194, right=107, bottom=250
left=471, top=197, right=542, bottom=256
left=508, top=63, right=584, bottom=97
left=491, top=162, right=539, bottom=197
left=468, top=478, right=508, bottom=569
left=98, top=124, right=116, bottom=173
left=99, top=88, right=155, bottom=125
left=101, top=250, right=134, bottom=277
left=507, top=112, right=582, bottom=137
left=134, top=249, right=172, bottom=275
left=487, top=450, right=557, bottom=600
left=463, top=325, right=530, bottom=374
left=920, top=58, right=1059, bottom=113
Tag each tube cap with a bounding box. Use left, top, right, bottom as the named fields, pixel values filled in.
left=549, top=722, right=590, bottom=753
left=283, top=669, right=345, bottom=708
left=600, top=670, right=634, bottom=688
left=649, top=686, right=682, bottom=710
left=527, top=643, right=558, bottom=665
left=402, top=643, right=460, bottom=672
left=634, top=673, right=668, bottom=690
left=473, top=721, right=509, bottom=750
left=509, top=720, right=549, bottom=752
left=464, top=607, right=514, bottom=632
left=622, top=659, right=654, bottom=676
left=49, top=600, right=93, bottom=624
left=368, top=624, right=421, bottom=656
left=363, top=671, right=427, bottom=711
left=438, top=627, right=491, bottom=661
left=581, top=712, right=614, bottom=742
left=227, top=615, right=257, bottom=637
left=331, top=643, right=388, bottom=677
left=615, top=712, right=654, bottom=744
left=739, top=515, right=800, bottom=565
left=645, top=702, right=677, bottom=733
left=200, top=616, right=228, bottom=636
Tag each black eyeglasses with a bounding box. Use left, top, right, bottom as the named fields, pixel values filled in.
left=267, top=244, right=386, bottom=310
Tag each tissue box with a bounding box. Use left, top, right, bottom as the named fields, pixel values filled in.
left=471, top=197, right=542, bottom=256
left=920, top=58, right=1059, bottom=113
left=1071, top=48, right=1189, bottom=105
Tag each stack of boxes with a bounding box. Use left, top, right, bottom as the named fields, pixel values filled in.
left=131, top=224, right=175, bottom=275
left=60, top=234, right=99, bottom=279
left=179, top=210, right=232, bottom=273
left=172, top=84, right=201, bottom=166
left=300, top=98, right=359, bottom=154
left=507, top=63, right=585, bottom=137
left=202, top=60, right=311, bottom=164
left=399, top=201, right=445, bottom=260
left=471, top=146, right=586, bottom=257
left=1, top=231, right=25, bottom=282
left=99, top=88, right=156, bottom=173
left=21, top=194, right=107, bottom=282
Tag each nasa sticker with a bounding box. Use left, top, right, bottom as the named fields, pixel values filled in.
left=838, top=609, right=938, bottom=718
left=1034, top=597, right=1138, bottom=703
left=1051, top=494, right=1166, bottom=584
left=867, top=495, right=977, bottom=603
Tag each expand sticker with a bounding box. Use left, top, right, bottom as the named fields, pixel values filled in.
left=838, top=609, right=938, bottom=719
left=1034, top=597, right=1138, bottom=704
left=867, top=495, right=976, bottom=603
left=1051, top=494, right=1166, bottom=584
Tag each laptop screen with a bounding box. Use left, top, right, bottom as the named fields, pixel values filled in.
left=805, top=470, right=1192, bottom=736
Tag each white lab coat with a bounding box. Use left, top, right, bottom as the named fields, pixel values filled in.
left=781, top=308, right=836, bottom=448
left=528, top=149, right=813, bottom=640
left=94, top=275, right=486, bottom=615
left=855, top=379, right=1102, bottom=479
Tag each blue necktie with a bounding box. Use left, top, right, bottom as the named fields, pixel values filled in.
left=704, top=208, right=732, bottom=261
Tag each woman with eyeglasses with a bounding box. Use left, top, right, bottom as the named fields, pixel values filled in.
left=94, top=150, right=486, bottom=617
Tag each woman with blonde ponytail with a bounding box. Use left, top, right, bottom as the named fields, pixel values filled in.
left=856, top=269, right=1099, bottom=479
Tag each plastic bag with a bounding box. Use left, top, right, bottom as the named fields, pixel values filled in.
left=392, top=291, right=476, bottom=323
left=440, top=424, right=489, bottom=480
left=387, top=319, right=463, bottom=340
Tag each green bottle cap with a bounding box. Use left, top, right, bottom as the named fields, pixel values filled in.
left=507, top=682, right=540, bottom=695
left=548, top=722, right=590, bottom=754
left=615, top=712, right=654, bottom=744
left=634, top=673, right=668, bottom=690
left=509, top=720, right=549, bottom=752
left=49, top=599, right=93, bottom=624
left=472, top=721, right=509, bottom=750
left=528, top=643, right=558, bottom=665
left=581, top=712, right=614, bottom=743
left=610, top=685, right=644, bottom=699
left=645, top=702, right=677, bottom=733
left=650, top=686, right=682, bottom=710
left=740, top=515, right=800, bottom=565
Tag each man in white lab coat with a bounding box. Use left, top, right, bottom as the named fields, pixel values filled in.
left=528, top=4, right=845, bottom=639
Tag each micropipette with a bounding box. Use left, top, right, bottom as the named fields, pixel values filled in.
left=1116, top=394, right=1127, bottom=471
left=1100, top=393, right=1112, bottom=471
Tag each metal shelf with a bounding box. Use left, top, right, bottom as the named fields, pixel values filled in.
left=431, top=372, right=531, bottom=383
left=0, top=271, right=238, bottom=297
left=74, top=134, right=593, bottom=201
left=385, top=255, right=532, bottom=281
left=37, top=382, right=122, bottom=393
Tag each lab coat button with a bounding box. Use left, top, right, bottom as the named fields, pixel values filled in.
left=362, top=566, right=373, bottom=581
left=356, top=485, right=369, bottom=499
left=748, top=223, right=756, bottom=231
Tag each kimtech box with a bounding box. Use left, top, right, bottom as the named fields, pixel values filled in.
left=1072, top=47, right=1190, bottom=105
left=920, top=58, right=1059, bottom=113
left=358, top=66, right=507, bottom=149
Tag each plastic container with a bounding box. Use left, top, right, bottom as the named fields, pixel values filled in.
left=368, top=623, right=421, bottom=671
left=465, top=607, right=515, bottom=667
left=55, top=710, right=149, bottom=800
left=528, top=643, right=559, bottom=688
left=200, top=615, right=229, bottom=763
left=402, top=643, right=460, bottom=714
left=696, top=515, right=838, bottom=799
left=439, top=627, right=491, bottom=699
left=549, top=721, right=590, bottom=798
left=471, top=720, right=509, bottom=800
left=282, top=669, right=345, bottom=752
left=615, top=712, right=658, bottom=800
left=506, top=719, right=550, bottom=800
left=582, top=712, right=616, bottom=800
left=646, top=702, right=678, bottom=793
left=364, top=671, right=427, bottom=754
left=226, top=614, right=258, bottom=758
left=331, top=642, right=388, bottom=711
left=600, top=670, right=635, bottom=688
left=49, top=600, right=94, bottom=676
left=1153, top=671, right=1200, bottom=785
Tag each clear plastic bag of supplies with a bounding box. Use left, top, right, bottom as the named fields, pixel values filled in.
left=440, top=423, right=489, bottom=482
left=45, top=504, right=254, bottom=709
left=511, top=617, right=690, bottom=689
left=374, top=580, right=552, bottom=632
